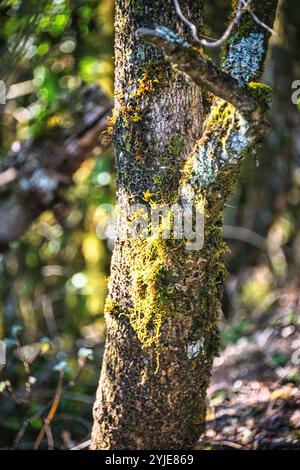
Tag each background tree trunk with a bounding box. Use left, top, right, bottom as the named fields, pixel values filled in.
left=224, top=0, right=300, bottom=277
left=91, top=0, right=277, bottom=450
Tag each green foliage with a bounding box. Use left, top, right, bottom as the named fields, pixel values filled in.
left=0, top=0, right=114, bottom=449
left=220, top=319, right=255, bottom=348
left=0, top=0, right=298, bottom=451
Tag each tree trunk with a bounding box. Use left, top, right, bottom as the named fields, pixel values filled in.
left=91, top=0, right=277, bottom=450
left=224, top=0, right=300, bottom=273
left=262, top=0, right=300, bottom=264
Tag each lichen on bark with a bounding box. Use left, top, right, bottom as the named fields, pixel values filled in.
left=91, top=0, right=278, bottom=450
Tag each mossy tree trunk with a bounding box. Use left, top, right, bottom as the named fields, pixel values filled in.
left=91, top=0, right=278, bottom=450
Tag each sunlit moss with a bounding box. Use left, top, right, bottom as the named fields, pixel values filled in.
left=167, top=135, right=185, bottom=156
left=247, top=81, right=273, bottom=105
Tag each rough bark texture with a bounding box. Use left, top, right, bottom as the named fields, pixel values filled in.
left=91, top=0, right=277, bottom=450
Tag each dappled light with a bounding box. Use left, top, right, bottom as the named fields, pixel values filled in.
left=0, top=0, right=299, bottom=453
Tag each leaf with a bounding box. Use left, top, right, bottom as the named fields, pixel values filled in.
left=54, top=360, right=68, bottom=372
left=39, top=337, right=51, bottom=354
left=78, top=347, right=93, bottom=360
left=4, top=338, right=17, bottom=348
left=31, top=418, right=43, bottom=430
left=270, top=387, right=293, bottom=401
left=0, top=381, right=10, bottom=393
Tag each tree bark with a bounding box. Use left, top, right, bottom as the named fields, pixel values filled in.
left=91, top=0, right=277, bottom=450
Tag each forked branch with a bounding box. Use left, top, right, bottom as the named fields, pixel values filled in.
left=173, top=0, right=275, bottom=47
left=136, top=27, right=263, bottom=117
left=0, top=86, right=112, bottom=249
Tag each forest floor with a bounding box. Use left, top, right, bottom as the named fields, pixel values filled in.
left=3, top=278, right=298, bottom=450
left=197, top=284, right=300, bottom=450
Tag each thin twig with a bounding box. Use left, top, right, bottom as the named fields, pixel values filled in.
left=223, top=225, right=267, bottom=252
left=173, top=0, right=275, bottom=48
left=33, top=371, right=64, bottom=450
left=45, top=424, right=54, bottom=450
left=13, top=401, right=51, bottom=448
left=173, top=0, right=251, bottom=47
left=70, top=439, right=92, bottom=451
left=240, top=0, right=277, bottom=36
left=137, top=28, right=261, bottom=117
left=198, top=438, right=246, bottom=450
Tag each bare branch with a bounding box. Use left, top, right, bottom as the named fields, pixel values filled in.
left=0, top=85, right=112, bottom=249
left=174, top=0, right=249, bottom=48
left=136, top=27, right=262, bottom=116
left=173, top=0, right=276, bottom=48
left=70, top=439, right=92, bottom=450
left=240, top=0, right=277, bottom=36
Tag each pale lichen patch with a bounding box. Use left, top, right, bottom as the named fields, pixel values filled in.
left=187, top=338, right=204, bottom=359
left=193, top=143, right=219, bottom=189
left=187, top=102, right=251, bottom=190
left=224, top=33, right=265, bottom=83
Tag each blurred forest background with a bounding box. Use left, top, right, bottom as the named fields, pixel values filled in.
left=0, top=0, right=299, bottom=450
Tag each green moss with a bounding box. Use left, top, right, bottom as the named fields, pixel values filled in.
left=167, top=134, right=186, bottom=156
left=128, top=224, right=184, bottom=351
left=205, top=101, right=236, bottom=144
left=181, top=98, right=242, bottom=194
left=129, top=235, right=171, bottom=349
left=247, top=81, right=272, bottom=105
left=124, top=218, right=223, bottom=369
left=104, top=201, right=226, bottom=374
left=143, top=189, right=155, bottom=202
left=104, top=297, right=123, bottom=316
left=152, top=174, right=165, bottom=186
